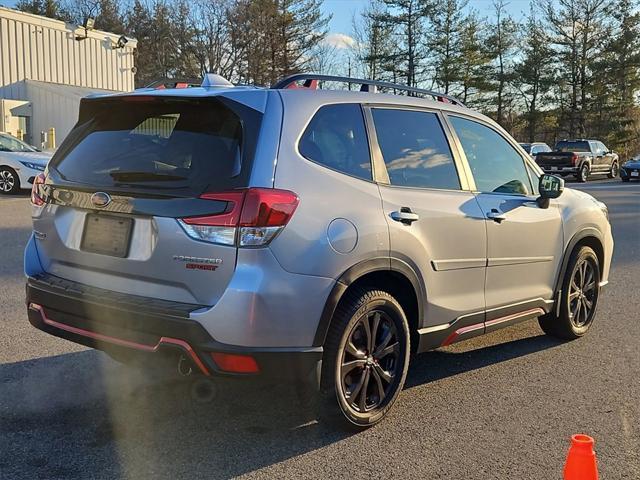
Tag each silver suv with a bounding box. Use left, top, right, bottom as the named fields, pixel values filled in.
left=25, top=74, right=613, bottom=428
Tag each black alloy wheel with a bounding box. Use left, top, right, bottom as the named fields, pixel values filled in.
left=320, top=289, right=410, bottom=428
left=538, top=246, right=600, bottom=340
left=339, top=309, right=400, bottom=413
left=568, top=256, right=598, bottom=329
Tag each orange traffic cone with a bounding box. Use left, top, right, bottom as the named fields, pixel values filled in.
left=563, top=434, right=599, bottom=480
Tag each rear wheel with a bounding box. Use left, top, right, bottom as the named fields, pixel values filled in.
left=576, top=164, right=589, bottom=183
left=0, top=166, right=19, bottom=194
left=608, top=162, right=619, bottom=178
left=539, top=246, right=600, bottom=340
left=320, top=288, right=410, bottom=429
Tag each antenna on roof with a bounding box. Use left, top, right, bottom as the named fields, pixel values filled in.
left=202, top=74, right=234, bottom=88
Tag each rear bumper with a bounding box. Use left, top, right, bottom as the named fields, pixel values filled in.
left=26, top=274, right=321, bottom=385
left=541, top=166, right=578, bottom=174
left=620, top=167, right=640, bottom=179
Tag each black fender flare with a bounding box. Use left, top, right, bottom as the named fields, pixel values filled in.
left=312, top=257, right=425, bottom=347
left=553, top=227, right=604, bottom=313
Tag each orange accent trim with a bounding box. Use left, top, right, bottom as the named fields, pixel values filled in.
left=30, top=303, right=210, bottom=376
left=441, top=307, right=546, bottom=347
left=441, top=322, right=484, bottom=347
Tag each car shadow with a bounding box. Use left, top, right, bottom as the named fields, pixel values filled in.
left=405, top=333, right=563, bottom=389
left=0, top=328, right=563, bottom=479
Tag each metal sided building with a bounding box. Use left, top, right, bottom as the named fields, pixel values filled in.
left=0, top=6, right=137, bottom=147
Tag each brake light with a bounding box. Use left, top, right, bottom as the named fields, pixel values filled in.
left=30, top=173, right=46, bottom=206
left=178, top=188, right=299, bottom=247
left=572, top=154, right=579, bottom=166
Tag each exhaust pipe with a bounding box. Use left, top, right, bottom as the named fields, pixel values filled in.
left=177, top=355, right=193, bottom=377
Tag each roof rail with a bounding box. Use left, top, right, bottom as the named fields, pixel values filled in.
left=271, top=74, right=465, bottom=107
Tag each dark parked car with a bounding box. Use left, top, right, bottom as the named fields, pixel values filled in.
left=519, top=142, right=552, bottom=159
left=535, top=139, right=619, bottom=182
left=620, top=157, right=640, bottom=182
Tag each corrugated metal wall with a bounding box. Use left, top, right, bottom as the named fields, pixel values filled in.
left=0, top=7, right=137, bottom=92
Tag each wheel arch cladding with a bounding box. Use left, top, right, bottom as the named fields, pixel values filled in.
left=313, top=258, right=423, bottom=352
left=556, top=230, right=605, bottom=293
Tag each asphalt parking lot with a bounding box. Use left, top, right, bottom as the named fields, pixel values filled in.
left=1, top=178, right=638, bottom=479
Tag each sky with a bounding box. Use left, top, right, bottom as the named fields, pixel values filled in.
left=321, top=0, right=535, bottom=47
left=2, top=0, right=537, bottom=49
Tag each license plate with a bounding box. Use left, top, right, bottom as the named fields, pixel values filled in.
left=632, top=171, right=639, bottom=177
left=81, top=214, right=133, bottom=257
left=551, top=166, right=559, bottom=171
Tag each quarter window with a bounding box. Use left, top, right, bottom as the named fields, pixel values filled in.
left=449, top=116, right=533, bottom=195
left=299, top=104, right=372, bottom=181
left=371, top=109, right=460, bottom=190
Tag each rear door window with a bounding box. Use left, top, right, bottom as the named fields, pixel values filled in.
left=298, top=104, right=372, bottom=181
left=50, top=96, right=261, bottom=195
left=371, top=108, right=460, bottom=190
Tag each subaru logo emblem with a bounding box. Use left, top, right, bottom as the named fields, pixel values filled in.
left=91, top=192, right=111, bottom=208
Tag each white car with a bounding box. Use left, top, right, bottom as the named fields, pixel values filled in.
left=0, top=132, right=52, bottom=194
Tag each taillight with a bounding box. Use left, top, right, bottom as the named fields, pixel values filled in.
left=30, top=173, right=46, bottom=206
left=571, top=154, right=579, bottom=166
left=178, top=188, right=299, bottom=247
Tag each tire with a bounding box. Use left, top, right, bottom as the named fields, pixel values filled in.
left=319, top=288, right=410, bottom=429
left=608, top=162, right=619, bottom=179
left=576, top=164, right=589, bottom=183
left=539, top=246, right=600, bottom=340
left=0, top=166, right=20, bottom=194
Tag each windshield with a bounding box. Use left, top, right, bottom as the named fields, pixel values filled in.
left=0, top=133, right=38, bottom=152
left=50, top=96, right=261, bottom=195
left=555, top=141, right=590, bottom=152
left=519, top=143, right=532, bottom=154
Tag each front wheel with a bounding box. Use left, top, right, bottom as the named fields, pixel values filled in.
left=576, top=164, right=589, bottom=183
left=608, top=162, right=619, bottom=179
left=320, top=289, right=410, bottom=429
left=0, top=166, right=20, bottom=194
left=539, top=246, right=600, bottom=340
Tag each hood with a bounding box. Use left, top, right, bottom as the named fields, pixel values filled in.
left=2, top=151, right=53, bottom=165
left=623, top=158, right=640, bottom=168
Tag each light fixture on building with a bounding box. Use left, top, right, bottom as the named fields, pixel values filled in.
left=75, top=17, right=95, bottom=41
left=112, top=35, right=128, bottom=50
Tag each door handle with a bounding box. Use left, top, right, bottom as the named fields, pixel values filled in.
left=390, top=208, right=419, bottom=225
left=487, top=209, right=506, bottom=223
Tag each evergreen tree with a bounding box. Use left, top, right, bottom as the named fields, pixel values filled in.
left=514, top=8, right=555, bottom=142
left=373, top=0, right=433, bottom=87
left=487, top=0, right=517, bottom=127
left=352, top=0, right=396, bottom=81
left=15, top=0, right=69, bottom=21
left=427, top=0, right=467, bottom=95
left=457, top=11, right=492, bottom=105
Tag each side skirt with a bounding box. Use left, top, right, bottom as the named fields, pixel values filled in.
left=416, top=298, right=552, bottom=353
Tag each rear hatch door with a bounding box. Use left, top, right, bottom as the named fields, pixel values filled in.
left=33, top=93, right=266, bottom=306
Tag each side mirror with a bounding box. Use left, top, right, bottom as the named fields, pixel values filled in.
left=537, top=174, right=564, bottom=208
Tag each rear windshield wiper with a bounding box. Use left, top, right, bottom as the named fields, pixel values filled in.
left=109, top=171, right=187, bottom=182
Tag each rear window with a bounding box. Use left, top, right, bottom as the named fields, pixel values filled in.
left=555, top=141, right=590, bottom=152
left=50, top=96, right=262, bottom=195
